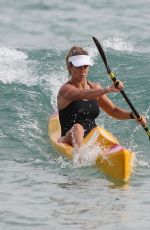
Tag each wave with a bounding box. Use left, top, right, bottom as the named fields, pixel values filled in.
left=103, top=36, right=135, bottom=52
left=0, top=46, right=28, bottom=62
left=0, top=46, right=44, bottom=86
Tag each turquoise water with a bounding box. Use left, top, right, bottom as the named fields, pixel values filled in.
left=0, top=0, right=150, bottom=229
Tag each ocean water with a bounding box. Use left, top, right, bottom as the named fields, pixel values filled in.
left=0, top=0, right=150, bottom=229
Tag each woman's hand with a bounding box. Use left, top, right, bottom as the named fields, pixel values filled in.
left=131, top=112, right=147, bottom=126
left=138, top=115, right=147, bottom=126
left=109, top=80, right=124, bottom=93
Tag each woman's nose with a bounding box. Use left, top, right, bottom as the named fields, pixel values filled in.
left=80, top=66, right=86, bottom=72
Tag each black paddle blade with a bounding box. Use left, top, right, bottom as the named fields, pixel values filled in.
left=144, top=127, right=150, bottom=140
left=92, top=36, right=111, bottom=74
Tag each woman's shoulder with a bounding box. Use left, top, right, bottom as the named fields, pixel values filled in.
left=88, top=81, right=103, bottom=89
left=58, top=81, right=74, bottom=94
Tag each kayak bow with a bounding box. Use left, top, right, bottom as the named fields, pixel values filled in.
left=48, top=113, right=135, bottom=182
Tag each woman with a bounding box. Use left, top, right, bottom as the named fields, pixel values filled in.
left=57, top=46, right=146, bottom=148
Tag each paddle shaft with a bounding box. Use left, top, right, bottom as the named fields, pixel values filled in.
left=92, top=36, right=150, bottom=139
left=109, top=72, right=141, bottom=118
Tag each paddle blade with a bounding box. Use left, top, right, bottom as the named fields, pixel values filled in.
left=144, top=126, right=150, bottom=140
left=92, top=36, right=111, bottom=74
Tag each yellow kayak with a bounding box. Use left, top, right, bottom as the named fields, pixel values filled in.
left=48, top=113, right=135, bottom=182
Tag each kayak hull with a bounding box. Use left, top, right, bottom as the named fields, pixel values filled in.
left=48, top=113, right=134, bottom=182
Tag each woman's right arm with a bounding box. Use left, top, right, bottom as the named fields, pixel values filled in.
left=59, top=84, right=109, bottom=101
left=57, top=81, right=124, bottom=109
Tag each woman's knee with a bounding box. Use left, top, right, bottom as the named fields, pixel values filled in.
left=72, top=123, right=84, bottom=134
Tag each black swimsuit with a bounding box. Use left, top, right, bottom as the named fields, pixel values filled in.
left=58, top=82, right=100, bottom=137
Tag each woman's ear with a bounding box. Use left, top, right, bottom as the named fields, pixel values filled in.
left=67, top=63, right=73, bottom=75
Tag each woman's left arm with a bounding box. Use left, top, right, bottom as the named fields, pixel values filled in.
left=98, top=94, right=131, bottom=119
left=98, top=94, right=147, bottom=126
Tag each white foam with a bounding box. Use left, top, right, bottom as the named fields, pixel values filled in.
left=72, top=129, right=101, bottom=168
left=134, top=155, right=150, bottom=169
left=48, top=69, right=68, bottom=110
left=86, top=46, right=98, bottom=65
left=103, top=36, right=134, bottom=52
left=138, top=159, right=150, bottom=168
left=0, top=46, right=28, bottom=62
left=0, top=129, right=7, bottom=139
left=56, top=156, right=71, bottom=168
left=0, top=46, right=40, bottom=85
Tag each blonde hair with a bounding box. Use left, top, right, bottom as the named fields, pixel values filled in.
left=66, top=46, right=88, bottom=74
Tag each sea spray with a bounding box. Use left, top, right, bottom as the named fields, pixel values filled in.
left=103, top=36, right=134, bottom=52
left=72, top=142, right=101, bottom=168
left=72, top=129, right=102, bottom=168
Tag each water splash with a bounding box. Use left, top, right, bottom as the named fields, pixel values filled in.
left=137, top=159, right=150, bottom=168
left=72, top=129, right=102, bottom=168
left=0, top=46, right=28, bottom=62
left=86, top=45, right=98, bottom=65
left=48, top=68, right=68, bottom=110
left=72, top=142, right=101, bottom=168
left=56, top=156, right=72, bottom=169
left=103, top=36, right=134, bottom=52
left=0, top=46, right=32, bottom=85
left=145, top=105, right=150, bottom=119
left=0, top=129, right=7, bottom=139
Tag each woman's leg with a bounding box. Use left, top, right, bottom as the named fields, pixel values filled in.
left=59, top=123, right=84, bottom=148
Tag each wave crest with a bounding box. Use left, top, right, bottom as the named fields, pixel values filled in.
left=103, top=36, right=134, bottom=52
left=0, top=47, right=28, bottom=62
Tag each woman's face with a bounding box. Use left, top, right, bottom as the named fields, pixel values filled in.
left=69, top=65, right=89, bottom=81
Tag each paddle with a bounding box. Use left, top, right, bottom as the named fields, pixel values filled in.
left=92, top=36, right=150, bottom=140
